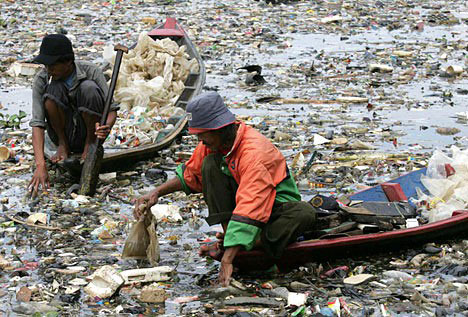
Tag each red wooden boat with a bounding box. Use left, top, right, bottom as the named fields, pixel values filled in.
left=208, top=168, right=468, bottom=271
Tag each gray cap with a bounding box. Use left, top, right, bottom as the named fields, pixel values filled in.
left=186, top=92, right=236, bottom=134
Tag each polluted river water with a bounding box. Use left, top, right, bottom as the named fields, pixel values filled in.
left=0, top=0, right=467, bottom=315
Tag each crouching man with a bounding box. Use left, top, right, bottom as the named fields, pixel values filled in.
left=134, top=91, right=316, bottom=285
left=29, top=34, right=118, bottom=194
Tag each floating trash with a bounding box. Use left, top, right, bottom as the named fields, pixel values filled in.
left=446, top=65, right=464, bottom=76
left=0, top=146, right=10, bottom=162
left=84, top=265, right=125, bottom=299
left=102, top=33, right=199, bottom=148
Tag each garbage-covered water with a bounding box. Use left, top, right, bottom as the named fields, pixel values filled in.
left=0, top=0, right=467, bottom=315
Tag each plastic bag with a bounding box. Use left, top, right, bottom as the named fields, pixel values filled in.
left=453, top=184, right=468, bottom=204
left=146, top=213, right=160, bottom=266
left=426, top=150, right=452, bottom=179
left=122, top=219, right=150, bottom=259
left=122, top=211, right=160, bottom=264
left=428, top=198, right=466, bottom=222
left=420, top=176, right=457, bottom=201
left=106, top=32, right=195, bottom=112
left=450, top=146, right=468, bottom=181
left=418, top=147, right=468, bottom=222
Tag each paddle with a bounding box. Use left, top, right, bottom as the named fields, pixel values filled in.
left=79, top=44, right=128, bottom=196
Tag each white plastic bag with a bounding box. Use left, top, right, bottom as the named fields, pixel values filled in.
left=426, top=150, right=452, bottom=179
left=420, top=176, right=456, bottom=201
left=428, top=198, right=466, bottom=222
left=421, top=147, right=468, bottom=222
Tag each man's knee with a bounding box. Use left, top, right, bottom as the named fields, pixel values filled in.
left=77, top=80, right=105, bottom=115
left=78, top=80, right=100, bottom=94
left=44, top=98, right=56, bottom=110
left=44, top=98, right=63, bottom=115
left=293, top=201, right=317, bottom=224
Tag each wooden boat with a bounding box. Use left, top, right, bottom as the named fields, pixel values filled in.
left=44, top=17, right=206, bottom=172
left=209, top=167, right=468, bottom=271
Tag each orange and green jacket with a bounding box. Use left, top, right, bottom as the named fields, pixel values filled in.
left=176, top=121, right=301, bottom=250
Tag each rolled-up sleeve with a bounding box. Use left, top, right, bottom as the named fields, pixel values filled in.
left=29, top=72, right=47, bottom=128
left=224, top=220, right=261, bottom=251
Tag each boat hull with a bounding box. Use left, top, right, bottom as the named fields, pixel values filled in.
left=211, top=168, right=468, bottom=270
left=232, top=211, right=468, bottom=271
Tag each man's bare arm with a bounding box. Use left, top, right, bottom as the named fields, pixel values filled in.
left=32, top=126, right=46, bottom=168
left=29, top=127, right=49, bottom=194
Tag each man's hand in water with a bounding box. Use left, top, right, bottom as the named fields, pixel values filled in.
left=29, top=164, right=49, bottom=196
left=219, top=245, right=241, bottom=286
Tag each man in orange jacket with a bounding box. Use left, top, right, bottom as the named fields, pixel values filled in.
left=134, top=91, right=316, bottom=285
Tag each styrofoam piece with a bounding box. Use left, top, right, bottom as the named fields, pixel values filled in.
left=26, top=213, right=48, bottom=225
left=84, top=265, right=124, bottom=299
left=99, top=172, right=117, bottom=182
left=287, top=292, right=307, bottom=306
left=120, top=266, right=173, bottom=285
left=321, top=15, right=343, bottom=23
left=393, top=50, right=413, bottom=57
left=336, top=96, right=369, bottom=103
left=456, top=111, right=468, bottom=121
left=313, top=134, right=330, bottom=145
left=8, top=62, right=42, bottom=77
left=343, top=274, right=375, bottom=285
left=406, top=218, right=419, bottom=228
left=446, top=65, right=464, bottom=76
left=150, top=204, right=182, bottom=222
left=369, top=63, right=394, bottom=72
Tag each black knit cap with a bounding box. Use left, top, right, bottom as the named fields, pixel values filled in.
left=33, top=34, right=74, bottom=65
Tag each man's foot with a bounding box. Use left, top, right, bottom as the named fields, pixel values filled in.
left=62, top=158, right=83, bottom=179
left=51, top=144, right=69, bottom=163
left=199, top=241, right=223, bottom=259
left=81, top=144, right=90, bottom=161
left=199, top=232, right=225, bottom=258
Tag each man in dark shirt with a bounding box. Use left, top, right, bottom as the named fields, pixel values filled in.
left=29, top=34, right=118, bottom=194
